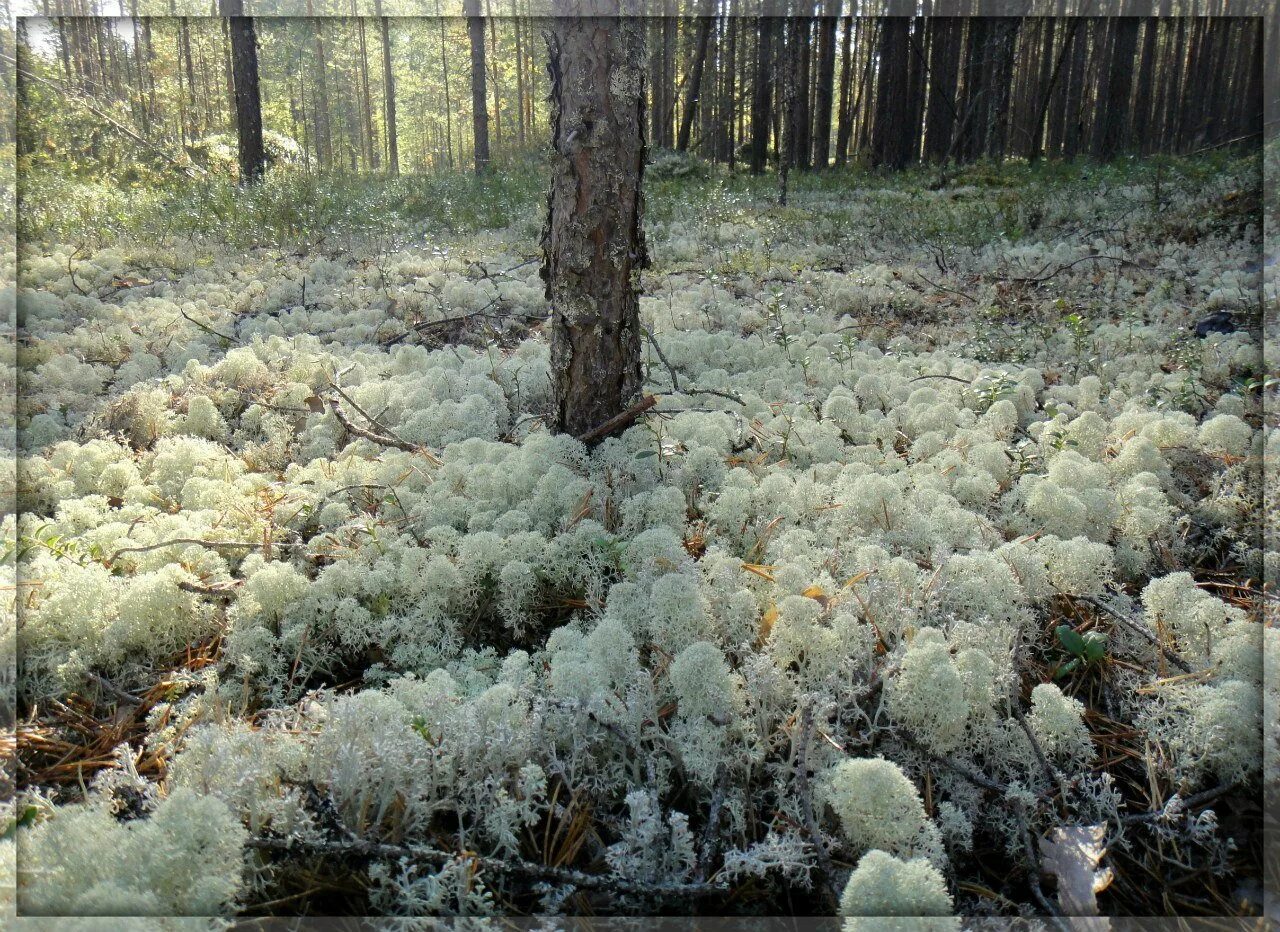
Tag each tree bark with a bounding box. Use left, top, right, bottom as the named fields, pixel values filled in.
left=676, top=1, right=713, bottom=152
left=376, top=0, right=398, bottom=174
left=221, top=0, right=264, bottom=183
left=1095, top=16, right=1137, bottom=160
left=811, top=1, right=837, bottom=168
left=542, top=9, right=648, bottom=441
left=467, top=0, right=491, bottom=173
left=749, top=16, right=774, bottom=174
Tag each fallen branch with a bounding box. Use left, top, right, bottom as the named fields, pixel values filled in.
left=1078, top=595, right=1192, bottom=674
left=898, top=729, right=1011, bottom=794
left=85, top=672, right=144, bottom=706
left=914, top=270, right=976, bottom=303
left=1121, top=782, right=1240, bottom=825
left=246, top=834, right=728, bottom=899
left=1006, top=254, right=1148, bottom=286
left=326, top=393, right=442, bottom=465
left=180, top=309, right=241, bottom=345
left=177, top=579, right=243, bottom=600
left=575, top=395, right=658, bottom=446
left=109, top=538, right=260, bottom=562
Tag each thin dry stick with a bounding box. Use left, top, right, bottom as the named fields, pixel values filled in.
left=1080, top=595, right=1192, bottom=673
left=246, top=834, right=728, bottom=899
left=794, top=701, right=839, bottom=909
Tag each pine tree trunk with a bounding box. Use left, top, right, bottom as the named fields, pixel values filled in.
left=467, top=0, right=490, bottom=173
left=1131, top=17, right=1158, bottom=155
left=811, top=2, right=837, bottom=168
left=833, top=14, right=854, bottom=166
left=922, top=16, right=960, bottom=163
left=872, top=15, right=910, bottom=170
left=355, top=10, right=379, bottom=170
left=306, top=0, right=332, bottom=168
left=1095, top=16, right=1137, bottom=160
left=542, top=9, right=647, bottom=441
left=676, top=1, right=713, bottom=152
left=437, top=0, right=454, bottom=169
left=750, top=17, right=774, bottom=174
left=221, top=0, right=264, bottom=183
left=376, top=0, right=398, bottom=175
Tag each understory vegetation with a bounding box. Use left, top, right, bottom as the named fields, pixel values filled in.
left=6, top=149, right=1274, bottom=920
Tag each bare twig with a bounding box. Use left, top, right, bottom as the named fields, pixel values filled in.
left=1121, top=782, right=1240, bottom=825
left=180, top=309, right=241, bottom=344
left=177, top=579, right=243, bottom=600
left=1079, top=595, right=1192, bottom=673
left=1006, top=254, right=1148, bottom=286
left=794, top=701, right=839, bottom=909
left=109, top=538, right=260, bottom=562
left=914, top=270, right=976, bottom=303
left=695, top=761, right=731, bottom=883
left=246, top=834, right=728, bottom=899
left=642, top=324, right=680, bottom=392
left=85, top=672, right=144, bottom=706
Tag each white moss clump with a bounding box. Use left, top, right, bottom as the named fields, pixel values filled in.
left=885, top=629, right=970, bottom=754
left=18, top=789, right=246, bottom=916
left=1198, top=414, right=1253, bottom=458
left=1026, top=683, right=1094, bottom=767
left=838, top=850, right=956, bottom=927
left=1141, top=572, right=1243, bottom=663
left=820, top=757, right=941, bottom=862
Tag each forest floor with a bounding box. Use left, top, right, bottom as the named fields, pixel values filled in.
left=6, top=149, right=1276, bottom=920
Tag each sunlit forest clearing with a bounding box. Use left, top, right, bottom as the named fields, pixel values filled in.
left=4, top=6, right=1275, bottom=923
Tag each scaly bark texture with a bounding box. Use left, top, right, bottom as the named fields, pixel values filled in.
left=222, top=0, right=264, bottom=184
left=542, top=10, right=647, bottom=440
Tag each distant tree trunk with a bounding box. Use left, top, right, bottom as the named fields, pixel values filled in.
left=984, top=17, right=1020, bottom=160
left=222, top=0, right=264, bottom=183
left=355, top=9, right=379, bottom=169
left=676, top=1, right=713, bottom=152
left=306, top=0, right=332, bottom=168
left=180, top=17, right=198, bottom=136
left=923, top=16, right=961, bottom=162
left=1061, top=15, right=1088, bottom=160
left=1030, top=17, right=1078, bottom=163
left=793, top=10, right=812, bottom=169
left=376, top=0, right=398, bottom=174
left=513, top=0, right=527, bottom=145
left=811, top=1, right=837, bottom=168
left=437, top=0, right=455, bottom=169
left=833, top=14, right=854, bottom=166
left=750, top=17, right=774, bottom=173
left=872, top=16, right=910, bottom=170
left=487, top=0, right=502, bottom=154
left=719, top=6, right=737, bottom=165
left=1095, top=15, right=1137, bottom=160
left=466, top=0, right=490, bottom=173
left=542, top=8, right=647, bottom=440
left=779, top=17, right=798, bottom=203
left=1130, top=17, right=1158, bottom=154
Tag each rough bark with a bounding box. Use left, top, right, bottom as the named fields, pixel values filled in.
left=541, top=10, right=648, bottom=441
left=376, top=0, right=398, bottom=175
left=221, top=0, right=264, bottom=183
left=1095, top=16, right=1138, bottom=161
left=749, top=16, right=774, bottom=174
left=467, top=0, right=491, bottom=174
left=811, top=2, right=837, bottom=168
left=676, top=1, right=713, bottom=153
